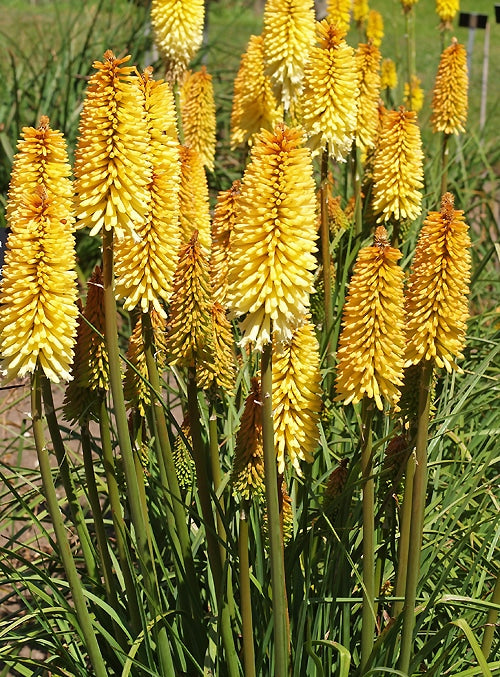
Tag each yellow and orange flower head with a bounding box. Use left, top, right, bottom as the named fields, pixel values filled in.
left=381, top=58, right=398, bottom=90
left=297, top=19, right=359, bottom=161
left=173, top=418, right=195, bottom=493
left=326, top=0, right=352, bottom=33
left=124, top=310, right=167, bottom=416
left=77, top=266, right=109, bottom=393
left=335, top=226, right=406, bottom=410
left=114, top=69, right=181, bottom=315
left=355, top=42, right=382, bottom=152
left=366, top=10, right=384, bottom=47
left=405, top=192, right=471, bottom=372
left=262, top=0, right=316, bottom=109
left=353, top=0, right=369, bottom=24
left=230, top=35, right=283, bottom=149
left=151, top=0, right=205, bottom=81
left=178, top=145, right=211, bottom=254
left=404, top=75, right=425, bottom=113
left=207, top=302, right=237, bottom=395
left=273, top=318, right=322, bottom=474
left=180, top=67, right=217, bottom=171
left=74, top=51, right=151, bottom=240
left=211, top=181, right=241, bottom=305
left=231, top=376, right=265, bottom=502
left=431, top=38, right=468, bottom=135
left=228, top=124, right=318, bottom=349
left=165, top=232, right=215, bottom=388
left=371, top=107, right=424, bottom=223
left=436, top=0, right=459, bottom=27
left=0, top=118, right=78, bottom=383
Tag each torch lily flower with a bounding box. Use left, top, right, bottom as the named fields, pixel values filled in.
left=180, top=67, right=217, bottom=171
left=431, top=38, right=468, bottom=135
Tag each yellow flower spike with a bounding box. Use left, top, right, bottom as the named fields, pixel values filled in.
left=371, top=107, right=424, bottom=223
left=273, top=318, right=322, bottom=474
left=230, top=35, right=283, bottom=149
left=366, top=10, right=384, bottom=47
left=381, top=58, right=398, bottom=90
left=431, top=38, right=468, bottom=135
left=436, top=0, right=459, bottom=27
left=206, top=302, right=237, bottom=395
left=355, top=42, right=382, bottom=152
left=231, top=377, right=265, bottom=503
left=0, top=118, right=78, bottom=384
left=124, top=310, right=167, bottom=416
left=211, top=180, right=241, bottom=305
left=404, top=75, right=425, bottom=113
left=262, top=0, right=316, bottom=110
left=180, top=67, right=217, bottom=171
left=353, top=0, right=369, bottom=24
left=335, top=226, right=406, bottom=410
left=228, top=123, right=318, bottom=350
left=173, top=419, right=196, bottom=493
left=297, top=19, right=359, bottom=161
left=326, top=0, right=352, bottom=33
left=405, top=192, right=471, bottom=372
left=165, top=232, right=215, bottom=388
left=178, top=145, right=211, bottom=254
left=115, top=69, right=181, bottom=316
left=74, top=51, right=151, bottom=240
left=151, top=0, right=205, bottom=81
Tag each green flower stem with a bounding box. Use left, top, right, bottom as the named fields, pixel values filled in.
left=351, top=144, right=363, bottom=237
left=440, top=133, right=450, bottom=196
left=142, top=315, right=201, bottom=596
left=398, top=360, right=433, bottom=675
left=405, top=7, right=416, bottom=104
left=261, top=342, right=290, bottom=676
left=98, top=398, right=142, bottom=633
left=31, top=367, right=108, bottom=677
left=393, top=451, right=416, bottom=619
left=80, top=423, right=120, bottom=613
left=40, top=377, right=98, bottom=581
left=360, top=397, right=375, bottom=674
left=320, top=148, right=334, bottom=385
left=481, top=567, right=500, bottom=658
left=208, top=396, right=228, bottom=561
left=186, top=368, right=240, bottom=677
left=239, top=502, right=256, bottom=677
left=102, top=228, right=173, bottom=675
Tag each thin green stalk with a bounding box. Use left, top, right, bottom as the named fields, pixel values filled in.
left=186, top=368, right=240, bottom=677
left=208, top=396, right=228, bottom=562
left=405, top=7, right=416, bottom=105
left=360, top=397, right=375, bottom=674
left=102, top=228, right=173, bottom=675
left=351, top=144, right=363, bottom=237
left=440, top=133, right=450, bottom=196
left=398, top=360, right=433, bottom=675
left=481, top=567, right=500, bottom=659
left=393, top=452, right=416, bottom=619
left=31, top=367, right=108, bottom=677
left=80, top=423, right=120, bottom=613
left=98, top=397, right=142, bottom=633
left=320, top=148, right=334, bottom=384
left=239, top=502, right=256, bottom=677
left=261, top=342, right=290, bottom=676
left=40, top=377, right=98, bottom=581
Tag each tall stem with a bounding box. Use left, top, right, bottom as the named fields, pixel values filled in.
left=320, top=149, right=334, bottom=383
left=393, top=452, right=416, bottom=619
left=98, top=398, right=141, bottom=632
left=101, top=228, right=173, bottom=675
left=208, top=396, right=228, bottom=564
left=440, top=133, right=450, bottom=196
left=360, top=397, right=375, bottom=674
left=41, top=378, right=98, bottom=581
left=351, top=143, right=363, bottom=237
left=261, top=342, right=290, bottom=675
left=31, top=368, right=108, bottom=677
left=399, top=360, right=433, bottom=674
left=405, top=7, right=416, bottom=106
left=186, top=369, right=240, bottom=677
left=239, top=503, right=256, bottom=677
